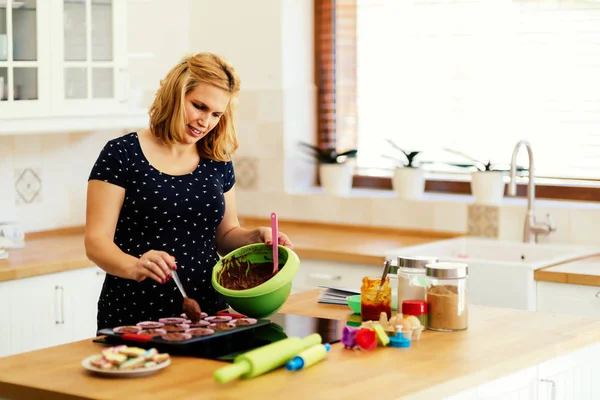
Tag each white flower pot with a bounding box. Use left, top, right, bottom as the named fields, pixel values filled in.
left=319, top=163, right=354, bottom=196
left=392, top=167, right=425, bottom=200
left=470, top=171, right=506, bottom=205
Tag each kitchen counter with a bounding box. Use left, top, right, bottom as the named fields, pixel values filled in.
left=0, top=227, right=90, bottom=282
left=1, top=289, right=600, bottom=400
left=534, top=255, right=600, bottom=287
left=0, top=218, right=455, bottom=283
left=4, top=218, right=599, bottom=288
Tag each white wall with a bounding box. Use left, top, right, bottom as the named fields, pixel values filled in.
left=2, top=0, right=600, bottom=248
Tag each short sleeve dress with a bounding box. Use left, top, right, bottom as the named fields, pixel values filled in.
left=88, top=132, right=235, bottom=330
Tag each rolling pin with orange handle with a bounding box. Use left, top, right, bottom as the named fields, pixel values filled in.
left=214, top=333, right=322, bottom=383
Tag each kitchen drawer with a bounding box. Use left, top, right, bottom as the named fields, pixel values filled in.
left=537, top=281, right=600, bottom=318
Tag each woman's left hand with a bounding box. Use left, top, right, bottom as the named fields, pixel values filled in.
left=254, top=227, right=293, bottom=249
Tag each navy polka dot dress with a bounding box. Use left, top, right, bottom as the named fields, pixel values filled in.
left=88, top=132, right=235, bottom=330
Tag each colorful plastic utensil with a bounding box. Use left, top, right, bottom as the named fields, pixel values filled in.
left=271, top=212, right=279, bottom=274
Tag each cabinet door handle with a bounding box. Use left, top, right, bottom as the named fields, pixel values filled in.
left=539, top=379, right=556, bottom=400
left=596, top=292, right=600, bottom=298
left=308, top=273, right=342, bottom=281
left=55, top=285, right=65, bottom=325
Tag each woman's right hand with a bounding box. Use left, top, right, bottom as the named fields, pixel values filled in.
left=132, top=250, right=177, bottom=284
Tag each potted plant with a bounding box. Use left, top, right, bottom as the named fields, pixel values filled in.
left=441, top=149, right=527, bottom=206
left=299, top=142, right=358, bottom=196
left=383, top=139, right=426, bottom=200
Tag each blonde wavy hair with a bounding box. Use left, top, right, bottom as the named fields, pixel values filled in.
left=148, top=53, right=240, bottom=161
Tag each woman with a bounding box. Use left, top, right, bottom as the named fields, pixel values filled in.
left=85, top=53, right=293, bottom=330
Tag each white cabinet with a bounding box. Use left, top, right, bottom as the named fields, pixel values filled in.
left=537, top=282, right=600, bottom=318
left=0, top=266, right=104, bottom=358
left=49, top=0, right=129, bottom=117
left=537, top=341, right=600, bottom=400
left=444, top=342, right=600, bottom=400
left=0, top=0, right=139, bottom=132
left=293, top=258, right=378, bottom=294
left=475, top=366, right=539, bottom=400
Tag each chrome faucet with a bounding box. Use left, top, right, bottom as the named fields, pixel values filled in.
left=507, top=140, right=556, bottom=243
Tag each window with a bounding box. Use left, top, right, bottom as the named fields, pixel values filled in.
left=315, top=0, right=600, bottom=201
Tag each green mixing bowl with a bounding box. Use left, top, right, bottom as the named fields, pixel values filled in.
left=211, top=243, right=300, bottom=318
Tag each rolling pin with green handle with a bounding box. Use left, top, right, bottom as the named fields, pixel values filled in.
left=214, top=333, right=322, bottom=383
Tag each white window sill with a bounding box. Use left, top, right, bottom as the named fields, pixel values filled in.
left=0, top=110, right=149, bottom=135
left=288, top=186, right=600, bottom=210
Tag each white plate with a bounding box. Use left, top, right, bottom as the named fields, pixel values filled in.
left=81, top=355, right=171, bottom=378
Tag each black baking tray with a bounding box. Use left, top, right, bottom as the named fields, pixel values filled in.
left=94, top=319, right=276, bottom=360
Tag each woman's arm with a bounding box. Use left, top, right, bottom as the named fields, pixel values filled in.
left=215, top=186, right=293, bottom=256
left=84, top=180, right=175, bottom=283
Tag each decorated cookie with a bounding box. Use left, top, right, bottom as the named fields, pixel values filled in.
left=158, top=317, right=189, bottom=325
left=118, top=356, right=145, bottom=370
left=187, top=328, right=215, bottom=337
left=90, top=355, right=115, bottom=370
left=161, top=332, right=192, bottom=341
left=209, top=322, right=236, bottom=331
left=113, top=325, right=142, bottom=334
left=163, top=323, right=190, bottom=332
left=140, top=328, right=167, bottom=337
left=136, top=321, right=165, bottom=329
left=234, top=318, right=257, bottom=326
left=188, top=320, right=210, bottom=328
left=119, top=347, right=146, bottom=358
left=204, top=316, right=233, bottom=323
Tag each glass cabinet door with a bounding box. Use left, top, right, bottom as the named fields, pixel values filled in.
left=0, top=0, right=39, bottom=103
left=63, top=0, right=116, bottom=101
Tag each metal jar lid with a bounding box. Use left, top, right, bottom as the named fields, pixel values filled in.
left=397, top=256, right=439, bottom=269
left=426, top=262, right=468, bottom=279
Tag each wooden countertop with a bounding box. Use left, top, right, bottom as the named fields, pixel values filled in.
left=535, top=255, right=600, bottom=287
left=1, top=289, right=600, bottom=400
left=0, top=218, right=455, bottom=283
left=0, top=227, right=90, bottom=282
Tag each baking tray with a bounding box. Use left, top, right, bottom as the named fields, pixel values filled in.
left=95, top=319, right=274, bottom=359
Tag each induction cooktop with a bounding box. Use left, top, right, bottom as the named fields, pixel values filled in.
left=93, top=313, right=346, bottom=362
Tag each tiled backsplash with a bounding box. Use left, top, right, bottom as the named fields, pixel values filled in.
left=0, top=130, right=118, bottom=232
left=235, top=187, right=600, bottom=246
left=468, top=204, right=499, bottom=238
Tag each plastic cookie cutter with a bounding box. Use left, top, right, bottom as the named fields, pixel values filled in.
left=388, top=332, right=411, bottom=348
left=341, top=325, right=358, bottom=349
left=355, top=328, right=377, bottom=351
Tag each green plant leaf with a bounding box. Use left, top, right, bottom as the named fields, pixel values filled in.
left=337, top=149, right=358, bottom=158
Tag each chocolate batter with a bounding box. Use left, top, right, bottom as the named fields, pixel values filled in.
left=183, top=297, right=202, bottom=323
left=219, top=260, right=284, bottom=290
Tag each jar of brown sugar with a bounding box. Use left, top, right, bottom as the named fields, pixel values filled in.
left=425, top=262, right=469, bottom=332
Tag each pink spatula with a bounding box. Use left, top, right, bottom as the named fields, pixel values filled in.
left=271, top=212, right=279, bottom=274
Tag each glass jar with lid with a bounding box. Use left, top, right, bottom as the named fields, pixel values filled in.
left=425, top=262, right=469, bottom=332
left=396, top=256, right=438, bottom=312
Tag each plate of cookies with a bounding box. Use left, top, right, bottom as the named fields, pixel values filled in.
left=82, top=345, right=171, bottom=377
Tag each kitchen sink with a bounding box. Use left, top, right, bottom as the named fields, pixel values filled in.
left=386, top=237, right=600, bottom=311
left=387, top=236, right=600, bottom=270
